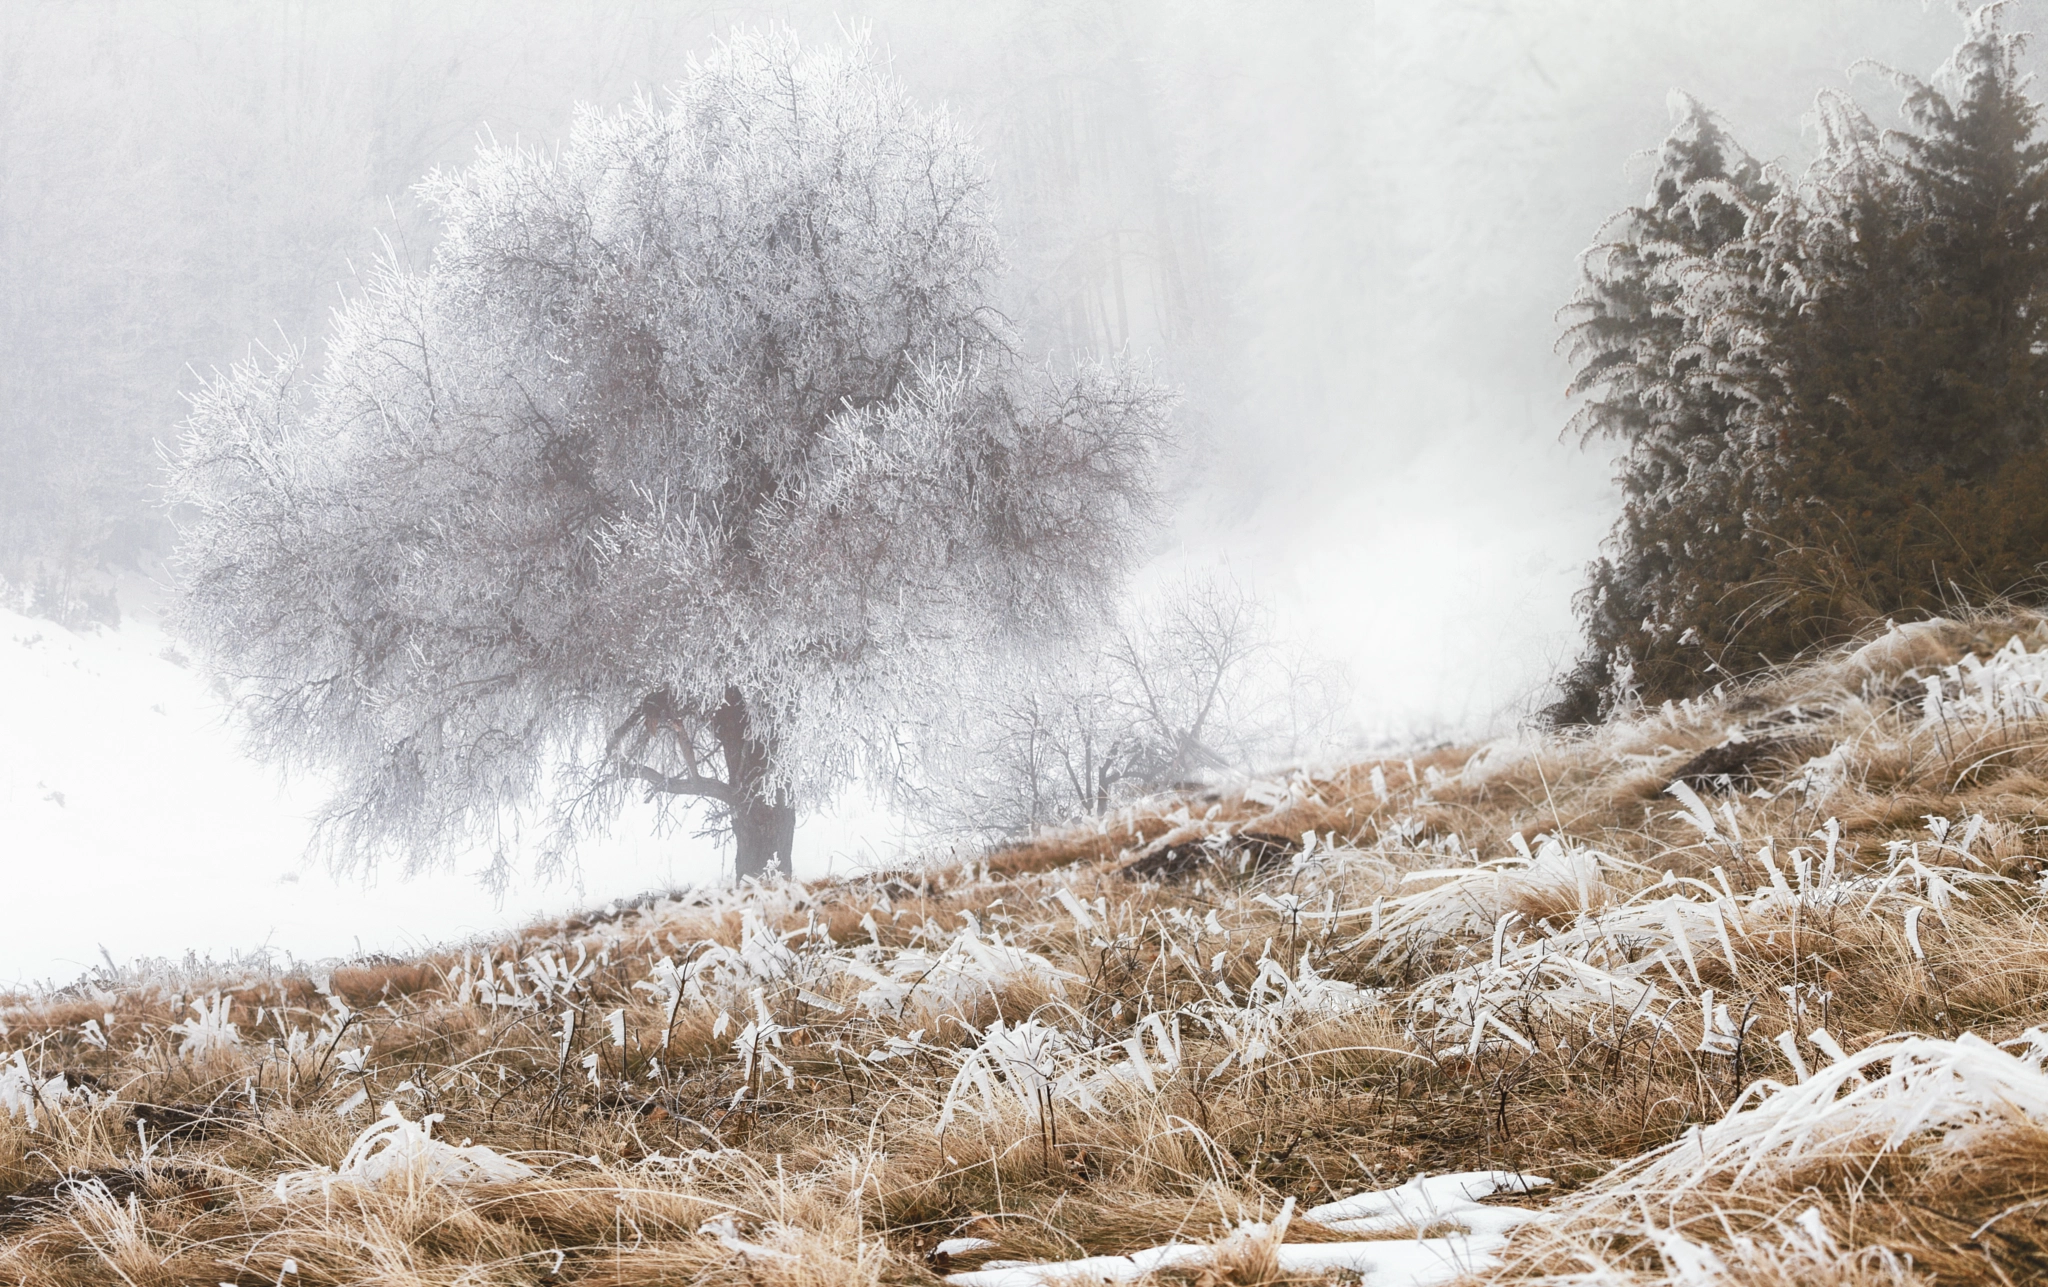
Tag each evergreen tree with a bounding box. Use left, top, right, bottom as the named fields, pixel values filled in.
left=1554, top=6, right=2048, bottom=719
left=1758, top=14, right=2048, bottom=647
left=1551, top=98, right=1781, bottom=721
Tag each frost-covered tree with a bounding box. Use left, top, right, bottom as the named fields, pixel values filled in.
left=167, top=30, right=1171, bottom=881
left=903, top=576, right=1350, bottom=839
left=1548, top=96, right=1783, bottom=723
left=1754, top=12, right=2048, bottom=635
left=1553, top=6, right=2048, bottom=720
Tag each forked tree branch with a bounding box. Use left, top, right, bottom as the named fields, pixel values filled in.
left=621, top=761, right=734, bottom=804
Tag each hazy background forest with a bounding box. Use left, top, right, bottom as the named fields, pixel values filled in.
left=0, top=0, right=1994, bottom=979
left=4, top=0, right=1984, bottom=726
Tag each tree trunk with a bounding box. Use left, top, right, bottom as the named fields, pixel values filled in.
left=731, top=791, right=796, bottom=882
left=712, top=687, right=796, bottom=882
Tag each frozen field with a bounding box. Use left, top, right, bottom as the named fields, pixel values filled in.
left=0, top=581, right=894, bottom=986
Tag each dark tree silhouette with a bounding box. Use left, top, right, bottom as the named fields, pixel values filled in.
left=1555, top=6, right=2048, bottom=720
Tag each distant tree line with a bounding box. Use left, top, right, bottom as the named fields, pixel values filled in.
left=1554, top=5, right=2048, bottom=720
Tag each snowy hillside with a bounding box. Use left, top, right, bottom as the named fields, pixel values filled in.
left=0, top=581, right=887, bottom=986
left=7, top=611, right=2048, bottom=1285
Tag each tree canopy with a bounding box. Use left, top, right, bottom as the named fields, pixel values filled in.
left=167, top=30, right=1171, bottom=880
left=1555, top=5, right=2048, bottom=720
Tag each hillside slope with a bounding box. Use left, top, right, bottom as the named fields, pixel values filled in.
left=8, top=613, right=2048, bottom=1284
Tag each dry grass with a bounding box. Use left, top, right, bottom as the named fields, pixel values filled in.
left=12, top=612, right=2048, bottom=1283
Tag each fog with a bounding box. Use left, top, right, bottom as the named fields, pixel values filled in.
left=0, top=2, right=1994, bottom=977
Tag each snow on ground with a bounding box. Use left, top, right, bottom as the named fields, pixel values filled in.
left=0, top=579, right=902, bottom=988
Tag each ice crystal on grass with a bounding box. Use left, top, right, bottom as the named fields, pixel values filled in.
left=937, top=1018, right=1085, bottom=1133
left=1632, top=1028, right=2048, bottom=1189
left=168, top=992, right=238, bottom=1057
left=845, top=922, right=1075, bottom=1021
left=0, top=1051, right=72, bottom=1130
left=276, top=1102, right=534, bottom=1198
